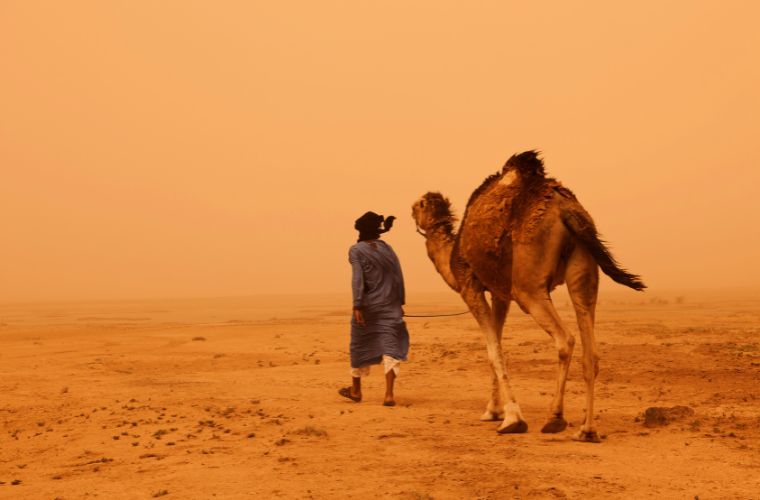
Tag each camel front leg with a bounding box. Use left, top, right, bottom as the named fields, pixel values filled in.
left=480, top=295, right=510, bottom=421
left=461, top=288, right=526, bottom=433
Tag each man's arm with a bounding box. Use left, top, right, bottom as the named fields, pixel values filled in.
left=349, top=248, right=366, bottom=326
left=349, top=249, right=364, bottom=308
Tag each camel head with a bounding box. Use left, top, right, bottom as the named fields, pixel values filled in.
left=411, top=192, right=456, bottom=237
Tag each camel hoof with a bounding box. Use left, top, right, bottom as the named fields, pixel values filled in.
left=497, top=420, right=528, bottom=434
left=572, top=430, right=601, bottom=443
left=480, top=410, right=504, bottom=422
left=541, top=417, right=568, bottom=434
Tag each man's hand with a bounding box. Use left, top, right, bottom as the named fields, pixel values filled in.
left=353, top=307, right=365, bottom=326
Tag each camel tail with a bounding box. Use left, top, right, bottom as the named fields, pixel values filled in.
left=561, top=207, right=646, bottom=291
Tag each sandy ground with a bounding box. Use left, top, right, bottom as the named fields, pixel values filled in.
left=1, top=290, right=759, bottom=499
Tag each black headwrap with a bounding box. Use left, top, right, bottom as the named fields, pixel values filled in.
left=354, top=211, right=396, bottom=242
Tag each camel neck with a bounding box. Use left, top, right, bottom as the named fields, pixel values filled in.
left=424, top=229, right=459, bottom=292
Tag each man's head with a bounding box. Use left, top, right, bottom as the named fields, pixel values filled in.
left=355, top=211, right=396, bottom=242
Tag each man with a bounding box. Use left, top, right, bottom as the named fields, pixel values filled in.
left=338, top=211, right=409, bottom=407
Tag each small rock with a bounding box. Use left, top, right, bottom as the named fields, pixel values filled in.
left=642, top=406, right=695, bottom=427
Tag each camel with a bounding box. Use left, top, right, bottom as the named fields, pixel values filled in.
left=411, top=151, right=645, bottom=442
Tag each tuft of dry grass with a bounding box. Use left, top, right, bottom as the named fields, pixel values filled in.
left=290, top=425, right=328, bottom=438
left=408, top=492, right=433, bottom=500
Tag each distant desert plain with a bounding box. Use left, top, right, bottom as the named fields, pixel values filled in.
left=1, top=290, right=759, bottom=499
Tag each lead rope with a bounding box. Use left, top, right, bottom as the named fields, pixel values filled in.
left=403, top=310, right=470, bottom=318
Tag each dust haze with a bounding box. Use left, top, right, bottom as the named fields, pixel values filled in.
left=2, top=1, right=759, bottom=302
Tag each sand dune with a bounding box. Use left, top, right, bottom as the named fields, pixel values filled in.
left=1, top=291, right=759, bottom=498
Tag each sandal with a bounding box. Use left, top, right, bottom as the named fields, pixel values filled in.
left=338, top=386, right=361, bottom=402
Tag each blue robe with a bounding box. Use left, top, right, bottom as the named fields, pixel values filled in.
left=348, top=240, right=409, bottom=368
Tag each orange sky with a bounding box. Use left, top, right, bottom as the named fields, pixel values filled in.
left=1, top=1, right=759, bottom=302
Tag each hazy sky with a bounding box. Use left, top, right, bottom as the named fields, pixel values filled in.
left=2, top=1, right=759, bottom=302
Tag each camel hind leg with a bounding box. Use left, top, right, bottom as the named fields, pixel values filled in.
left=565, top=246, right=601, bottom=443
left=511, top=219, right=581, bottom=434
left=512, top=284, right=575, bottom=434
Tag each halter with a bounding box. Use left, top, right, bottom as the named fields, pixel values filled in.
left=415, top=220, right=450, bottom=239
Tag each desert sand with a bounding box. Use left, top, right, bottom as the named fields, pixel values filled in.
left=1, top=290, right=759, bottom=499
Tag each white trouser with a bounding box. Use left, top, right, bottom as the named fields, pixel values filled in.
left=350, top=355, right=401, bottom=378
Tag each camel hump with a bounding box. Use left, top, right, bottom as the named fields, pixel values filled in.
left=552, top=184, right=577, bottom=200
left=503, top=150, right=545, bottom=178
